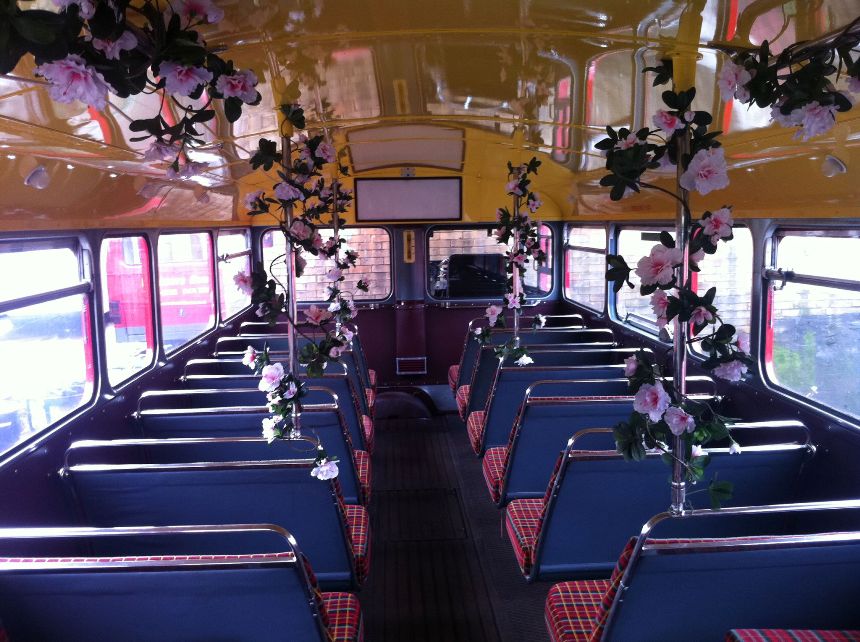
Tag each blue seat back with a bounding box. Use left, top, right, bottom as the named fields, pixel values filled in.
left=64, top=443, right=356, bottom=588
left=137, top=408, right=363, bottom=504
left=0, top=527, right=328, bottom=642
left=536, top=425, right=813, bottom=579
left=606, top=504, right=860, bottom=639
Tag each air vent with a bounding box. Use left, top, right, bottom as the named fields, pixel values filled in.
left=396, top=357, right=427, bottom=376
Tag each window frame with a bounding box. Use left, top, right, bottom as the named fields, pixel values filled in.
left=155, top=230, right=218, bottom=355
left=259, top=226, right=394, bottom=304
left=99, top=233, right=157, bottom=388
left=562, top=223, right=607, bottom=313
left=761, top=226, right=860, bottom=424
left=0, top=235, right=97, bottom=459
left=216, top=228, right=253, bottom=322
left=425, top=223, right=555, bottom=304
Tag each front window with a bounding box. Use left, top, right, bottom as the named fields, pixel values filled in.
left=766, top=231, right=860, bottom=420
left=428, top=225, right=553, bottom=300
left=261, top=227, right=392, bottom=302
left=0, top=240, right=94, bottom=455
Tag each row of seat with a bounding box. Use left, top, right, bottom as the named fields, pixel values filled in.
left=0, top=321, right=379, bottom=641
left=447, top=315, right=860, bottom=639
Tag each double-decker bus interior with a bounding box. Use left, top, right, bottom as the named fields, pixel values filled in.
left=1, top=1, right=860, bottom=640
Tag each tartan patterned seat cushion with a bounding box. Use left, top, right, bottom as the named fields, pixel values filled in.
left=505, top=498, right=544, bottom=575
left=726, top=631, right=860, bottom=642
left=368, top=369, right=376, bottom=388
left=545, top=580, right=611, bottom=642
left=482, top=446, right=507, bottom=503
left=365, top=388, right=375, bottom=412
left=467, top=411, right=486, bottom=454
left=343, top=505, right=371, bottom=584
left=456, top=385, right=470, bottom=420
left=361, top=415, right=374, bottom=452
left=448, top=364, right=459, bottom=391
left=354, top=449, right=371, bottom=503
left=322, top=592, right=364, bottom=642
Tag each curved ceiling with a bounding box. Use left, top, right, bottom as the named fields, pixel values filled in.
left=0, top=0, right=859, bottom=229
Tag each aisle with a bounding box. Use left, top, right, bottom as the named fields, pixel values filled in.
left=360, top=413, right=551, bottom=641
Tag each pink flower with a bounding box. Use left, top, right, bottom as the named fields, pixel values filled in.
left=652, top=110, right=685, bottom=135
left=261, top=416, right=279, bottom=443
left=284, top=381, right=298, bottom=399
left=311, top=233, right=324, bottom=250
left=736, top=331, right=750, bottom=353
left=289, top=218, right=312, bottom=240
left=624, top=355, right=638, bottom=377
left=713, top=359, right=748, bottom=382
left=144, top=141, right=177, bottom=163
left=636, top=244, right=683, bottom=286
left=664, top=405, right=696, bottom=436
left=717, top=61, right=753, bottom=102
left=794, top=101, right=838, bottom=141
left=505, top=180, right=523, bottom=196
left=770, top=102, right=802, bottom=128
left=311, top=459, right=339, bottom=480
left=244, top=190, right=264, bottom=210
left=316, top=142, right=336, bottom=164
left=680, top=148, right=729, bottom=196
left=53, top=0, right=95, bottom=19
left=242, top=346, right=258, bottom=368
left=340, top=327, right=355, bottom=343
left=702, top=207, right=733, bottom=240
left=92, top=30, right=138, bottom=60
left=633, top=382, right=671, bottom=423
left=233, top=271, right=253, bottom=295
left=175, top=0, right=224, bottom=23
left=511, top=253, right=526, bottom=266
left=216, top=69, right=258, bottom=103
left=527, top=195, right=543, bottom=213
left=305, top=304, right=332, bottom=325
left=729, top=442, right=742, bottom=455
left=35, top=54, right=110, bottom=110
left=650, top=289, right=669, bottom=323
left=690, top=248, right=705, bottom=266
left=505, top=293, right=521, bottom=309
left=158, top=61, right=213, bottom=97
left=327, top=267, right=343, bottom=281
left=690, top=306, right=713, bottom=327
left=258, top=362, right=285, bottom=392
left=615, top=133, right=643, bottom=150
left=691, top=444, right=706, bottom=458
left=485, top=304, right=503, bottom=326
left=275, top=181, right=304, bottom=202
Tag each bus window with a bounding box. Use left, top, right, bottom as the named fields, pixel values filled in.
left=157, top=232, right=216, bottom=353
left=692, top=226, right=753, bottom=353
left=767, top=232, right=860, bottom=419
left=261, top=227, right=391, bottom=302
left=615, top=227, right=672, bottom=333
left=0, top=241, right=93, bottom=455
left=428, top=225, right=553, bottom=300
left=564, top=225, right=606, bottom=312
left=217, top=229, right=252, bottom=320
left=100, top=236, right=155, bottom=386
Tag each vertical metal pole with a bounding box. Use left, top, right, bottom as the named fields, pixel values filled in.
left=281, top=135, right=301, bottom=437
left=331, top=175, right=342, bottom=337
left=670, top=129, right=692, bottom=515
left=512, top=193, right=522, bottom=348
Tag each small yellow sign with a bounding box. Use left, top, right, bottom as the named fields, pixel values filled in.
left=403, top=229, right=416, bottom=263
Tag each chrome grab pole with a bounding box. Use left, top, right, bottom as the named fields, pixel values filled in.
left=512, top=193, right=522, bottom=349
left=670, top=128, right=692, bottom=515
left=331, top=175, right=342, bottom=337
left=281, top=134, right=301, bottom=438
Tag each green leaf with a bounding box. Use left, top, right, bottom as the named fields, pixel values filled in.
left=659, top=231, right=675, bottom=248
left=708, top=479, right=734, bottom=509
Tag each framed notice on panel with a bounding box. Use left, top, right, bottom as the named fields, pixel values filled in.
left=354, top=177, right=462, bottom=222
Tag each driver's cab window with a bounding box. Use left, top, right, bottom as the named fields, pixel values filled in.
left=427, top=225, right=552, bottom=300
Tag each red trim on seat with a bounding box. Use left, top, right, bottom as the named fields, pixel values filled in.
left=361, top=415, right=375, bottom=453
left=343, top=505, right=371, bottom=585
left=467, top=410, right=486, bottom=454
left=368, top=369, right=377, bottom=388
left=354, top=449, right=372, bottom=503
left=545, top=580, right=610, bottom=642
left=448, top=364, right=460, bottom=391
left=365, top=388, right=376, bottom=414
left=482, top=446, right=507, bottom=503
left=456, top=385, right=471, bottom=420
left=726, top=631, right=860, bottom=642
left=322, top=592, right=364, bottom=642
